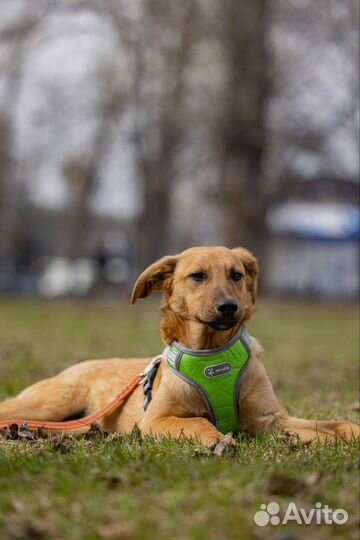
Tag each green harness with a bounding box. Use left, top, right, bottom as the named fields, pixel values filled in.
left=166, top=326, right=251, bottom=434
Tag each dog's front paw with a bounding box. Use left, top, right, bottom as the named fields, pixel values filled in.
left=200, top=433, right=223, bottom=448
left=198, top=430, right=235, bottom=449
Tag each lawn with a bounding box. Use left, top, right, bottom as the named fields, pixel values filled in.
left=0, top=297, right=359, bottom=540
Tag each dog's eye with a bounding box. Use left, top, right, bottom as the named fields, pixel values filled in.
left=230, top=270, right=243, bottom=282
left=189, top=272, right=207, bottom=283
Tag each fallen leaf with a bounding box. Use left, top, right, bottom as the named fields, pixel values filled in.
left=0, top=423, right=39, bottom=441
left=17, top=422, right=37, bottom=441
left=9, top=423, right=20, bottom=440
left=213, top=432, right=237, bottom=456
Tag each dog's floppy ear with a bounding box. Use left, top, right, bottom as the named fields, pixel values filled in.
left=131, top=255, right=178, bottom=304
left=232, top=247, right=259, bottom=304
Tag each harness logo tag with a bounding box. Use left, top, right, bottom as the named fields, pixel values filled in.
left=204, top=362, right=232, bottom=378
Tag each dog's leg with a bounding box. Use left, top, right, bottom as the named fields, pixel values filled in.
left=0, top=375, right=87, bottom=422
left=140, top=416, right=226, bottom=447
left=276, top=416, right=360, bottom=443
left=239, top=360, right=360, bottom=443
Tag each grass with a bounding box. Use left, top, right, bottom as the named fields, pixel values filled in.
left=0, top=297, right=359, bottom=540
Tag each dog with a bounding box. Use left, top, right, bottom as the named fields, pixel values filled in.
left=0, top=246, right=358, bottom=446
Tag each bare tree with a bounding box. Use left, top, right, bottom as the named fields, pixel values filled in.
left=212, top=0, right=271, bottom=259
left=64, top=63, right=126, bottom=259
left=131, top=0, right=197, bottom=270
left=0, top=8, right=40, bottom=259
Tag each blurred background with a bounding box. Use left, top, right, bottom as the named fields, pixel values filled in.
left=0, top=0, right=358, bottom=301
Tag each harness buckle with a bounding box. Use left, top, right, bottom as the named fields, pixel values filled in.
left=140, top=355, right=162, bottom=410
left=139, top=355, right=163, bottom=382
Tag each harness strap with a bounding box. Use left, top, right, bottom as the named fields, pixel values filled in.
left=142, top=356, right=162, bottom=410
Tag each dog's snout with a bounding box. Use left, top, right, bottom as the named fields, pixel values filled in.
left=216, top=300, right=238, bottom=316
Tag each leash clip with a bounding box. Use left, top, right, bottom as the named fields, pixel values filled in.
left=138, top=355, right=163, bottom=385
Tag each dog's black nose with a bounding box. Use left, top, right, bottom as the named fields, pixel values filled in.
left=216, top=300, right=238, bottom=316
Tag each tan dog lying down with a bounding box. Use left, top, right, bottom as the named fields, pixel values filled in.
left=0, top=246, right=358, bottom=446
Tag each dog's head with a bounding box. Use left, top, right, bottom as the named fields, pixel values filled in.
left=131, top=246, right=259, bottom=347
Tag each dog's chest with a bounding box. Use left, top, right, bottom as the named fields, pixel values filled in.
left=171, top=372, right=211, bottom=419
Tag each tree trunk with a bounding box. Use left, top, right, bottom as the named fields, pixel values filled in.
left=133, top=1, right=195, bottom=272
left=217, top=0, right=270, bottom=264
left=136, top=165, right=172, bottom=271
left=64, top=166, right=94, bottom=260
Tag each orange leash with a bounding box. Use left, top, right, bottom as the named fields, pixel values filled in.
left=0, top=374, right=143, bottom=434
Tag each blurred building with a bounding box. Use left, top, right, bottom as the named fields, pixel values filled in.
left=266, top=179, right=359, bottom=299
